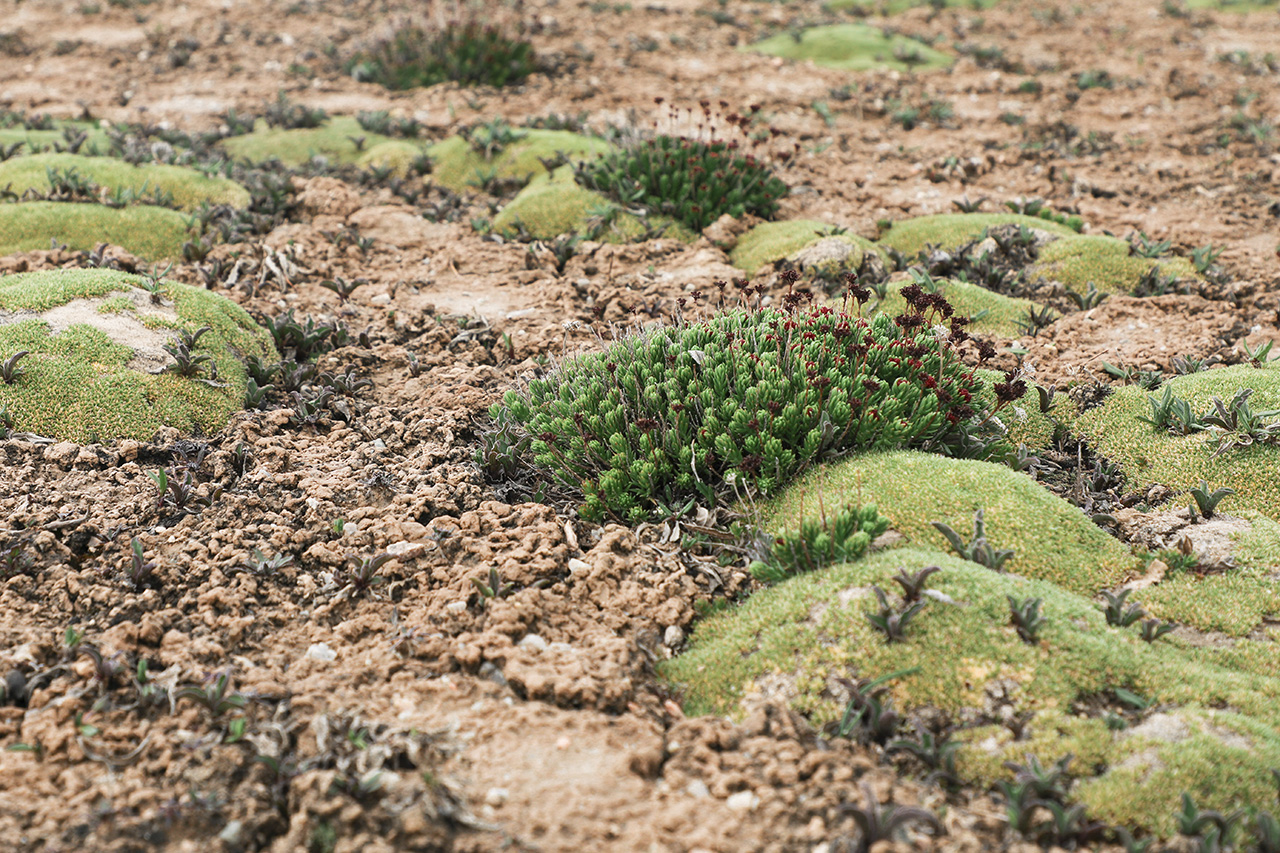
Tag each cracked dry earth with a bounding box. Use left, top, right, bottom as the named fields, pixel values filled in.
left=1, top=0, right=1279, bottom=851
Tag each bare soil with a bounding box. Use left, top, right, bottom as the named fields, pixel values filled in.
left=0, top=0, right=1278, bottom=850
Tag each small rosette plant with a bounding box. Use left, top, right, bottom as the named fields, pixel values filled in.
left=489, top=277, right=992, bottom=522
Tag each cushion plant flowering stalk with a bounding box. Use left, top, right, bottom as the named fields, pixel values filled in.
left=490, top=271, right=1013, bottom=523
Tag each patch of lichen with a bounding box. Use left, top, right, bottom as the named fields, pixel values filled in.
left=219, top=116, right=401, bottom=167
left=729, top=220, right=887, bottom=274
left=666, top=545, right=1280, bottom=834
left=0, top=152, right=250, bottom=211
left=1028, top=235, right=1202, bottom=296
left=763, top=451, right=1134, bottom=594
left=877, top=213, right=1077, bottom=258
left=0, top=201, right=191, bottom=260
left=0, top=269, right=277, bottom=442
left=492, top=167, right=696, bottom=242
left=743, top=24, right=953, bottom=73
left=427, top=129, right=614, bottom=194
left=873, top=278, right=1045, bottom=339
left=1073, top=365, right=1280, bottom=520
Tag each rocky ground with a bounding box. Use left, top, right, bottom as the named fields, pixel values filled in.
left=0, top=0, right=1279, bottom=851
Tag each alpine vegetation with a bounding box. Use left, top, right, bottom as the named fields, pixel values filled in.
left=488, top=273, right=1016, bottom=522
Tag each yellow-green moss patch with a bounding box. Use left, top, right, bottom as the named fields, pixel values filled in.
left=743, top=24, right=953, bottom=73
left=1074, top=365, right=1280, bottom=520
left=219, top=116, right=399, bottom=167
left=0, top=202, right=191, bottom=260
left=1139, top=569, right=1280, bottom=637
left=355, top=139, right=426, bottom=178
left=878, top=213, right=1077, bottom=258
left=0, top=152, right=249, bottom=212
left=426, top=129, right=614, bottom=194
left=1028, top=234, right=1202, bottom=296
left=0, top=120, right=113, bottom=155
left=730, top=220, right=887, bottom=274
left=0, top=268, right=278, bottom=442
left=1183, top=0, right=1276, bottom=9
left=827, top=0, right=1000, bottom=11
left=492, top=168, right=696, bottom=242
left=764, top=451, right=1134, bottom=593
left=666, top=545, right=1280, bottom=834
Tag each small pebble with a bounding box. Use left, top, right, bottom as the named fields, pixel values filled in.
left=218, top=820, right=244, bottom=845
left=663, top=625, right=685, bottom=647
left=306, top=643, right=336, bottom=662
left=726, top=790, right=759, bottom=812
left=485, top=787, right=509, bottom=807
left=567, top=558, right=590, bottom=575
left=518, top=634, right=548, bottom=652
left=685, top=780, right=710, bottom=799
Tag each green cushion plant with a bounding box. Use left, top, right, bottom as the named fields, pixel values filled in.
left=0, top=152, right=250, bottom=212
left=0, top=268, right=278, bottom=442
left=1028, top=234, right=1202, bottom=296
left=488, top=278, right=1013, bottom=522
left=0, top=118, right=112, bottom=155
left=763, top=451, right=1135, bottom=594
left=744, top=24, right=953, bottom=73
left=1073, top=365, right=1280, bottom=520
left=878, top=213, right=1078, bottom=258
left=664, top=545, right=1280, bottom=837
left=346, top=19, right=539, bottom=90
left=491, top=167, right=695, bottom=243
left=729, top=220, right=888, bottom=275
left=574, top=117, right=789, bottom=233
left=427, top=128, right=614, bottom=194
left=219, top=116, right=413, bottom=168
left=0, top=201, right=191, bottom=260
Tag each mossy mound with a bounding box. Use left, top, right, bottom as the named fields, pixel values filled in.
left=874, top=278, right=1044, bottom=339
left=878, top=213, right=1077, bottom=258
left=765, top=451, right=1134, bottom=594
left=1183, top=0, right=1276, bottom=9
left=665, top=545, right=1280, bottom=836
left=1028, top=235, right=1202, bottom=296
left=0, top=120, right=113, bottom=155
left=219, top=116, right=402, bottom=167
left=729, top=220, right=887, bottom=275
left=0, top=268, right=277, bottom=442
left=827, top=0, right=1000, bottom=11
left=744, top=24, right=952, bottom=73
left=1139, top=563, right=1280, bottom=637
left=426, top=129, right=613, bottom=194
left=356, top=139, right=426, bottom=177
left=1074, top=365, right=1280, bottom=520
left=492, top=167, right=696, bottom=242
left=0, top=152, right=249, bottom=212
left=0, top=202, right=191, bottom=260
